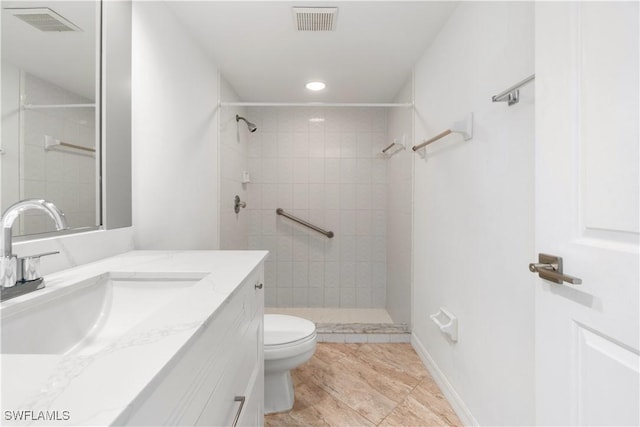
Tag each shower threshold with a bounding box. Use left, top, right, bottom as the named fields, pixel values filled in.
left=264, top=308, right=410, bottom=343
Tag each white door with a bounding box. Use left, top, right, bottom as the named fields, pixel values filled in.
left=535, top=2, right=639, bottom=425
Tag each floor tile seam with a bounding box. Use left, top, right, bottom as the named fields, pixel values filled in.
left=354, top=343, right=424, bottom=383
left=405, top=377, right=456, bottom=426
left=307, top=376, right=452, bottom=427
left=305, top=371, right=385, bottom=427
left=350, top=353, right=423, bottom=386
left=374, top=401, right=400, bottom=427
left=352, top=365, right=414, bottom=407
left=324, top=389, right=380, bottom=427
left=315, top=343, right=360, bottom=365
left=323, top=345, right=417, bottom=417
left=287, top=404, right=330, bottom=427
left=289, top=380, right=348, bottom=427
left=365, top=373, right=424, bottom=427
left=310, top=345, right=425, bottom=424
left=352, top=355, right=423, bottom=386
left=373, top=375, right=428, bottom=426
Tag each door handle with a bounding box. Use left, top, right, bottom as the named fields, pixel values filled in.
left=529, top=253, right=582, bottom=285
left=232, top=396, right=245, bottom=427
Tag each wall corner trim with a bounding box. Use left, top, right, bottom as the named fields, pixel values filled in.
left=411, top=333, right=480, bottom=427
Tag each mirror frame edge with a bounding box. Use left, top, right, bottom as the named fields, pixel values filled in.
left=102, top=0, right=132, bottom=230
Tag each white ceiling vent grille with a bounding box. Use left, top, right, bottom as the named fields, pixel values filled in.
left=5, top=8, right=82, bottom=32
left=293, top=7, right=338, bottom=32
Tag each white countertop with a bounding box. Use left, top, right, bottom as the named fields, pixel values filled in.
left=0, top=250, right=268, bottom=426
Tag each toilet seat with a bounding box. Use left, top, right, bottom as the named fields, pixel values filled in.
left=265, top=314, right=316, bottom=345
left=264, top=314, right=316, bottom=361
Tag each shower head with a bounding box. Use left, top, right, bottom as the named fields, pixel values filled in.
left=236, top=114, right=257, bottom=133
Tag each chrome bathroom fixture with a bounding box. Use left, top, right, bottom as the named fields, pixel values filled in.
left=529, top=253, right=582, bottom=285
left=276, top=208, right=334, bottom=238
left=234, top=195, right=247, bottom=214
left=492, top=74, right=535, bottom=106
left=236, top=114, right=257, bottom=133
left=1, top=199, right=68, bottom=301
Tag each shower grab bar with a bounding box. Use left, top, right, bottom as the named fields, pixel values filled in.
left=276, top=208, right=334, bottom=238
left=492, top=74, right=535, bottom=106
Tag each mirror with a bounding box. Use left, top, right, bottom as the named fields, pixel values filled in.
left=1, top=1, right=100, bottom=237
left=1, top=0, right=132, bottom=237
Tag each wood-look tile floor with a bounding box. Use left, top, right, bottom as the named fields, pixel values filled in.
left=265, top=343, right=462, bottom=427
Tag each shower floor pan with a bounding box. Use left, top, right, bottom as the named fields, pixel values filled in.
left=264, top=308, right=410, bottom=343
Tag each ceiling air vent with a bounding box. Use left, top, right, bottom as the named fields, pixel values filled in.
left=293, top=7, right=338, bottom=32
left=4, top=8, right=82, bottom=32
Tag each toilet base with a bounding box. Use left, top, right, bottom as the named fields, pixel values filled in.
left=264, top=369, right=295, bottom=414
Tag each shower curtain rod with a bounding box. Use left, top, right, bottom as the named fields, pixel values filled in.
left=220, top=101, right=413, bottom=108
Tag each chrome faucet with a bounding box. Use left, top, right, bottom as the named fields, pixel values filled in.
left=1, top=199, right=68, bottom=301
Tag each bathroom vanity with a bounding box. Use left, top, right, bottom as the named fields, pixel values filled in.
left=0, top=250, right=267, bottom=426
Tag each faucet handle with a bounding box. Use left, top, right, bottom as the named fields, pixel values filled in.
left=19, top=251, right=59, bottom=282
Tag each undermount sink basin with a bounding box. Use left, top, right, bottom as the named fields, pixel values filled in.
left=1, top=272, right=207, bottom=355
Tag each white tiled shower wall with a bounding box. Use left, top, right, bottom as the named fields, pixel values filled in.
left=20, top=72, right=97, bottom=234
left=245, top=107, right=388, bottom=308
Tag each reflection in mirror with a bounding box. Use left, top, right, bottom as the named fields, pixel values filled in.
left=1, top=1, right=100, bottom=238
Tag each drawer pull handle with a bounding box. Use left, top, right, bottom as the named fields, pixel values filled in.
left=255, top=283, right=263, bottom=290
left=232, top=396, right=245, bottom=427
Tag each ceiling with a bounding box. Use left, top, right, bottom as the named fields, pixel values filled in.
left=1, top=1, right=98, bottom=101
left=167, top=1, right=458, bottom=103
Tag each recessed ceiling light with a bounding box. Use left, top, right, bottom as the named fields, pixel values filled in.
left=309, top=117, right=325, bottom=123
left=306, top=81, right=326, bottom=91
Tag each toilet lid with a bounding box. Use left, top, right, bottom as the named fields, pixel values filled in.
left=264, top=314, right=316, bottom=346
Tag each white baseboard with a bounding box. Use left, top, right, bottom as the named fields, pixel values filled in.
left=411, top=332, right=480, bottom=426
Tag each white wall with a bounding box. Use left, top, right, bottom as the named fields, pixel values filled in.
left=219, top=77, right=249, bottom=250
left=132, top=2, right=219, bottom=250
left=411, top=3, right=535, bottom=426
left=246, top=107, right=388, bottom=308
left=13, top=227, right=134, bottom=276
left=1, top=62, right=20, bottom=213
left=386, top=78, right=413, bottom=325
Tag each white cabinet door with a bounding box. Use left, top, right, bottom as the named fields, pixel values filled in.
left=535, top=2, right=639, bottom=425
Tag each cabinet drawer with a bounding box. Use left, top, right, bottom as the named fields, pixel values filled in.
left=178, top=273, right=260, bottom=425
left=195, top=308, right=261, bottom=426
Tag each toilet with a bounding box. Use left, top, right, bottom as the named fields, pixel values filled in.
left=264, top=314, right=317, bottom=414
